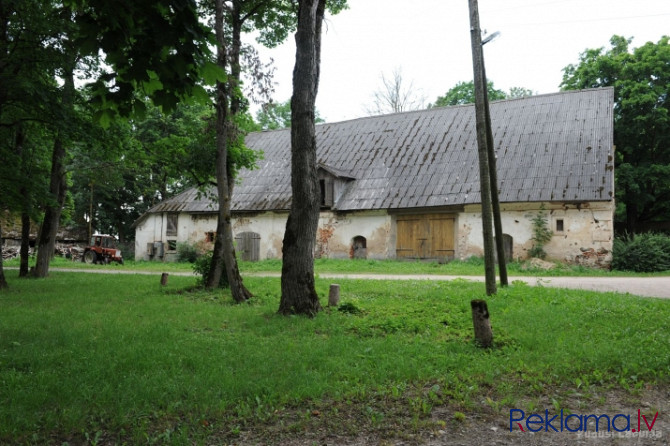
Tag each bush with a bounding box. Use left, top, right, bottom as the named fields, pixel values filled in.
left=176, top=242, right=200, bottom=263
left=612, top=232, right=670, bottom=272
left=192, top=252, right=229, bottom=287
left=529, top=205, right=553, bottom=259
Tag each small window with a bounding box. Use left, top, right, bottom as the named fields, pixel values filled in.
left=205, top=232, right=216, bottom=243
left=167, top=240, right=177, bottom=251
left=166, top=213, right=178, bottom=236
left=556, top=219, right=564, bottom=232
left=319, top=178, right=334, bottom=208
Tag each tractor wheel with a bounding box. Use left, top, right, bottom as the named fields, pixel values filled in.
left=84, top=251, right=98, bottom=264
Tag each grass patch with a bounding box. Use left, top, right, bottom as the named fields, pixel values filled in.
left=0, top=270, right=668, bottom=444
left=8, top=255, right=670, bottom=277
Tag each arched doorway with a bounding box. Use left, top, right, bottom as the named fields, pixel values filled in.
left=352, top=236, right=367, bottom=259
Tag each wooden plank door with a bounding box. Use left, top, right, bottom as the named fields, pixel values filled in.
left=428, top=215, right=455, bottom=259
left=396, top=214, right=455, bottom=259
left=396, top=216, right=427, bottom=258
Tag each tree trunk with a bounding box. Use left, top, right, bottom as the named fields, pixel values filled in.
left=206, top=0, right=252, bottom=303
left=33, top=63, right=75, bottom=278
left=0, top=224, right=7, bottom=289
left=19, top=211, right=30, bottom=277
left=279, top=0, right=326, bottom=317
left=230, top=1, right=243, bottom=116
left=15, top=123, right=30, bottom=277
left=33, top=136, right=68, bottom=278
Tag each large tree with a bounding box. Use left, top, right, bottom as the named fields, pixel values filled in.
left=432, top=80, right=506, bottom=107
left=278, top=0, right=326, bottom=316
left=255, top=98, right=324, bottom=130
left=561, top=35, right=670, bottom=233
left=205, top=0, right=345, bottom=296
left=30, top=0, right=213, bottom=278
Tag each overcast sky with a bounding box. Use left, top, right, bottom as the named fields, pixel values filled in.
left=247, top=0, right=669, bottom=123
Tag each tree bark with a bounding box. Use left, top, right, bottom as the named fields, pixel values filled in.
left=279, top=0, right=326, bottom=316
left=470, top=299, right=493, bottom=348
left=33, top=135, right=67, bottom=278
left=0, top=224, right=7, bottom=289
left=33, top=61, right=75, bottom=278
left=206, top=0, right=252, bottom=303
left=14, top=123, right=30, bottom=277
left=19, top=211, right=30, bottom=277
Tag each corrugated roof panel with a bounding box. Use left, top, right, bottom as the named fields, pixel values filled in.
left=140, top=88, right=613, bottom=217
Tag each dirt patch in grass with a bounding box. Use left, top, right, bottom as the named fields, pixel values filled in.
left=228, top=386, right=668, bottom=445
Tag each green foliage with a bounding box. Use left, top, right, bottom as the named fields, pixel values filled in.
left=432, top=81, right=533, bottom=108
left=529, top=206, right=553, bottom=259
left=192, top=251, right=229, bottom=288
left=248, top=0, right=349, bottom=49
left=255, top=99, right=325, bottom=130
left=176, top=242, right=200, bottom=263
left=561, top=35, right=670, bottom=231
left=69, top=0, right=214, bottom=119
left=432, top=80, right=507, bottom=107
left=507, top=87, right=535, bottom=98
left=612, top=232, right=670, bottom=272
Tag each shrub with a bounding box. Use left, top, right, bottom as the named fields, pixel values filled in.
left=529, top=205, right=553, bottom=259
left=612, top=232, right=670, bottom=272
left=176, top=242, right=200, bottom=263
left=192, top=252, right=229, bottom=287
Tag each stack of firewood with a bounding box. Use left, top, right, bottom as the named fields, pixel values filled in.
left=2, top=247, right=21, bottom=260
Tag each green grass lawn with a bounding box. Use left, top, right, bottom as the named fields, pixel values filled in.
left=0, top=270, right=668, bottom=444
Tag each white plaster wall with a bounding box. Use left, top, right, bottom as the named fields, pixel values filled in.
left=135, top=210, right=393, bottom=261
left=134, top=214, right=163, bottom=261
left=135, top=201, right=614, bottom=264
left=231, top=212, right=288, bottom=260
left=457, top=202, right=614, bottom=262
left=315, top=211, right=392, bottom=259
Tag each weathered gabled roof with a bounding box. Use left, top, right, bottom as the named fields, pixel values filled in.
left=234, top=87, right=614, bottom=211
left=142, top=88, right=614, bottom=217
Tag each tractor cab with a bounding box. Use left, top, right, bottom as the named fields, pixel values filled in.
left=83, top=234, right=123, bottom=265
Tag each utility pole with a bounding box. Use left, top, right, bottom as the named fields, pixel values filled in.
left=468, top=0, right=496, bottom=295
left=481, top=41, right=509, bottom=287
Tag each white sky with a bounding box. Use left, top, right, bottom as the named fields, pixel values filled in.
left=248, top=0, right=669, bottom=123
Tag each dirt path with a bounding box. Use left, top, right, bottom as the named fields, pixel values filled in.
left=39, top=268, right=670, bottom=299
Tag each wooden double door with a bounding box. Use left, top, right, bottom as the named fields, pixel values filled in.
left=396, top=214, right=455, bottom=260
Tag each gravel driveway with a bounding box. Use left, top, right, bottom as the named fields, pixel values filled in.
left=313, top=273, right=670, bottom=299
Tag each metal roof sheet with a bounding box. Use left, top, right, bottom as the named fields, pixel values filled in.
left=144, top=88, right=614, bottom=216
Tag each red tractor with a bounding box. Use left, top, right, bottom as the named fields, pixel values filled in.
left=82, top=234, right=124, bottom=265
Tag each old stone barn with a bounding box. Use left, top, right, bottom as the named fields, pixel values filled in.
left=133, top=88, right=615, bottom=266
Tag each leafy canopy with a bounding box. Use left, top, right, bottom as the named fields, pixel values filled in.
left=561, top=35, right=670, bottom=230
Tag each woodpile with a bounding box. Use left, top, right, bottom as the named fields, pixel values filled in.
left=2, top=247, right=23, bottom=260
left=2, top=245, right=83, bottom=261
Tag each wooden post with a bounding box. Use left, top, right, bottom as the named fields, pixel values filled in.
left=160, top=272, right=169, bottom=286
left=468, top=0, right=496, bottom=296
left=328, top=284, right=340, bottom=306
left=471, top=299, right=493, bottom=348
